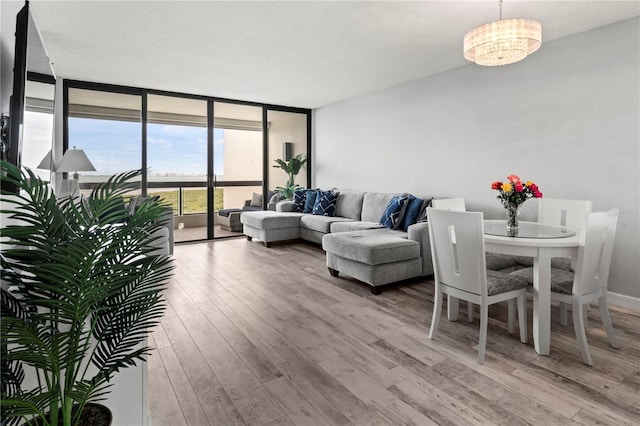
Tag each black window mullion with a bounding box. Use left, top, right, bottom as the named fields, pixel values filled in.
left=207, top=99, right=215, bottom=240
left=141, top=91, right=148, bottom=197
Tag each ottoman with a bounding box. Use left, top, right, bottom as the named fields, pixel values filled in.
left=322, top=228, right=422, bottom=294
left=240, top=211, right=303, bottom=247
left=217, top=210, right=243, bottom=232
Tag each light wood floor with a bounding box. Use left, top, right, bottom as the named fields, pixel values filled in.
left=148, top=238, right=640, bottom=426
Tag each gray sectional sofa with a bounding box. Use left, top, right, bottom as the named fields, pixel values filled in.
left=240, top=190, right=434, bottom=294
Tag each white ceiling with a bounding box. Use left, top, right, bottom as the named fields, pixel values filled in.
left=29, top=0, right=640, bottom=109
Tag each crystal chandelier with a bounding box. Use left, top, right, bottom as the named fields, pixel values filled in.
left=463, top=0, right=542, bottom=66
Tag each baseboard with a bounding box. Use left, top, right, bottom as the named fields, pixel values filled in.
left=607, top=291, right=640, bottom=313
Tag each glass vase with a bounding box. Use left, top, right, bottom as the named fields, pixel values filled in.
left=505, top=204, right=520, bottom=237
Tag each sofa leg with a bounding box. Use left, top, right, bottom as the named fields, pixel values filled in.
left=371, top=286, right=382, bottom=295
left=328, top=268, right=339, bottom=277
left=246, top=236, right=252, bottom=241
left=264, top=241, right=272, bottom=248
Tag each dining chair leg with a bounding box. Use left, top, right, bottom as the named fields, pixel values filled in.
left=560, top=302, right=568, bottom=326
left=598, top=293, right=621, bottom=349
left=507, top=299, right=516, bottom=334
left=429, top=286, right=444, bottom=339
left=467, top=301, right=474, bottom=322
left=572, top=298, right=593, bottom=366
left=478, top=304, right=489, bottom=364
left=517, top=294, right=528, bottom=344
left=447, top=295, right=459, bottom=321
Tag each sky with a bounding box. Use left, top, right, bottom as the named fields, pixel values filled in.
left=68, top=117, right=225, bottom=177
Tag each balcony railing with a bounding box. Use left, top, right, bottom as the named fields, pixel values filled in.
left=80, top=179, right=262, bottom=216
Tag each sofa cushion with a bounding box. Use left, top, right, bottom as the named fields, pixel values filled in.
left=250, top=192, right=262, bottom=207
left=330, top=221, right=384, bottom=233
left=303, top=189, right=319, bottom=213
left=322, top=229, right=420, bottom=266
left=300, top=214, right=353, bottom=233
left=361, top=193, right=398, bottom=223
left=269, top=191, right=285, bottom=204
left=380, top=195, right=409, bottom=230
left=398, top=195, right=431, bottom=232
left=293, top=188, right=307, bottom=212
left=240, top=211, right=303, bottom=229
left=312, top=191, right=339, bottom=216
left=335, top=191, right=365, bottom=221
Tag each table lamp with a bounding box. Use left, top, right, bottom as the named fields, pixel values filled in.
left=56, top=146, right=95, bottom=196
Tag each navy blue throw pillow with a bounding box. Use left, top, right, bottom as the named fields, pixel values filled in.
left=312, top=191, right=339, bottom=216
left=399, top=195, right=426, bottom=232
left=380, top=195, right=409, bottom=230
left=293, top=188, right=307, bottom=212
left=303, top=189, right=319, bottom=213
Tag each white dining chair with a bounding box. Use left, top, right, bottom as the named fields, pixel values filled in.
left=509, top=198, right=593, bottom=324
left=510, top=209, right=620, bottom=365
left=431, top=197, right=517, bottom=323
left=431, top=198, right=474, bottom=322
left=426, top=208, right=528, bottom=364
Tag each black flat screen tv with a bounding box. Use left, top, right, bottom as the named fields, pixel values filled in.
left=2, top=1, right=55, bottom=194
left=1, top=4, right=28, bottom=194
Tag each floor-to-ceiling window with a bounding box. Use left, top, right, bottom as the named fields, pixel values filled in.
left=266, top=108, right=309, bottom=194
left=21, top=76, right=55, bottom=182
left=64, top=80, right=310, bottom=243
left=67, top=87, right=142, bottom=197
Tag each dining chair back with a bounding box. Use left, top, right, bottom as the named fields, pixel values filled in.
left=538, top=198, right=592, bottom=238
left=575, top=209, right=618, bottom=297
left=431, top=198, right=466, bottom=211
left=427, top=207, right=528, bottom=364
left=428, top=208, right=485, bottom=295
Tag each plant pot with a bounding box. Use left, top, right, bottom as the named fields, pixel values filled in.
left=24, top=403, right=112, bottom=426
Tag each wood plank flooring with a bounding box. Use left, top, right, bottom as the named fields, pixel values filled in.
left=147, top=238, right=640, bottom=426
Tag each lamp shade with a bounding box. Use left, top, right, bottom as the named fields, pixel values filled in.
left=36, top=150, right=54, bottom=170
left=57, top=148, right=96, bottom=173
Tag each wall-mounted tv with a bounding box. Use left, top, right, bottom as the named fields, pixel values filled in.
left=2, top=1, right=55, bottom=194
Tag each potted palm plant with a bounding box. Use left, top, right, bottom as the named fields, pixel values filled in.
left=0, top=161, right=173, bottom=426
left=272, top=153, right=307, bottom=200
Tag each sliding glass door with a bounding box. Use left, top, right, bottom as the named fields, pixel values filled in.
left=147, top=94, right=208, bottom=242
left=213, top=102, right=263, bottom=238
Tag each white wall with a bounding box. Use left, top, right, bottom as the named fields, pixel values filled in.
left=314, top=18, right=640, bottom=300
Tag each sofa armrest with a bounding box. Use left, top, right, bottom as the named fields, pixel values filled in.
left=407, top=222, right=433, bottom=276
left=276, top=200, right=296, bottom=212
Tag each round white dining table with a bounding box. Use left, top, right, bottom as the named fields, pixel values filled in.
left=482, top=220, right=581, bottom=355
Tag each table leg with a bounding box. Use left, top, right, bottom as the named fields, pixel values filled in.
left=533, top=248, right=552, bottom=355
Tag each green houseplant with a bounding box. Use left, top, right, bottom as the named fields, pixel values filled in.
left=0, top=161, right=173, bottom=426
left=272, top=153, right=307, bottom=200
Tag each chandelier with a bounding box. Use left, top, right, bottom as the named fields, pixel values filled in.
left=463, top=0, right=542, bottom=66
